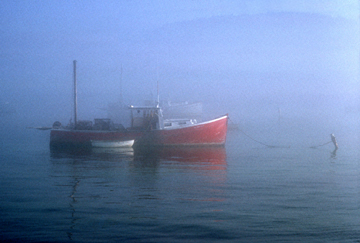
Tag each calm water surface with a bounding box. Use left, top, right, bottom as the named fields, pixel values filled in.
left=0, top=125, right=359, bottom=242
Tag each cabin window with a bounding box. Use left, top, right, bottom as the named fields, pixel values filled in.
left=179, top=121, right=187, bottom=125
left=164, top=122, right=172, bottom=127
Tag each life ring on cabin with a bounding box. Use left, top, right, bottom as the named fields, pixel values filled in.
left=52, top=121, right=62, bottom=129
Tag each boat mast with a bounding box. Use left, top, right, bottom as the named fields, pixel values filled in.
left=157, top=79, right=159, bottom=107
left=119, top=64, right=123, bottom=104
left=156, top=60, right=160, bottom=107
left=73, top=60, right=78, bottom=129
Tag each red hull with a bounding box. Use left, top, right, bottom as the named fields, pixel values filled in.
left=50, top=115, right=228, bottom=147
left=136, top=115, right=228, bottom=146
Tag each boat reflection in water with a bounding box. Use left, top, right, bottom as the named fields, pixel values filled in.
left=49, top=145, right=227, bottom=241
left=133, top=146, right=227, bottom=170
left=50, top=145, right=134, bottom=162
left=50, top=145, right=226, bottom=168
left=49, top=145, right=227, bottom=185
left=131, top=146, right=228, bottom=203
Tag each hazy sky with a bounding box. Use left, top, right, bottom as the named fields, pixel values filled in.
left=0, top=0, right=359, bottom=126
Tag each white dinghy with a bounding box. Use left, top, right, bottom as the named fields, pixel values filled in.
left=91, top=139, right=134, bottom=148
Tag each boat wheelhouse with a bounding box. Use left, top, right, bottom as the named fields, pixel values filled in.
left=128, top=105, right=228, bottom=147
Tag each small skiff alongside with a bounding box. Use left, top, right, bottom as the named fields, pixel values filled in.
left=91, top=139, right=134, bottom=148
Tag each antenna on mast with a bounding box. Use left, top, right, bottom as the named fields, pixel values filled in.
left=156, top=58, right=160, bottom=107
left=73, top=60, right=78, bottom=130
left=157, top=79, right=159, bottom=107
left=119, top=64, right=123, bottom=104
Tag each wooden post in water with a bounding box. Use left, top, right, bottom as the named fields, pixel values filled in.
left=331, top=134, right=338, bottom=149
left=73, top=60, right=78, bottom=130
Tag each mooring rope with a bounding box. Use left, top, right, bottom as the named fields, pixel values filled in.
left=238, top=128, right=291, bottom=148
left=309, top=141, right=332, bottom=149
left=228, top=117, right=336, bottom=149
left=228, top=117, right=290, bottom=148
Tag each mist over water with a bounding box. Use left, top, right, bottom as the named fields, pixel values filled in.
left=0, top=119, right=359, bottom=242
left=1, top=7, right=359, bottom=130
left=1, top=1, right=359, bottom=242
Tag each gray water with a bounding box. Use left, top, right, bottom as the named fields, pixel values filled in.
left=0, top=123, right=359, bottom=242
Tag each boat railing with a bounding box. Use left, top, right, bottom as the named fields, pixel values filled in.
left=163, top=118, right=197, bottom=129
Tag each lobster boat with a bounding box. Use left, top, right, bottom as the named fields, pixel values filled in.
left=50, top=61, right=228, bottom=148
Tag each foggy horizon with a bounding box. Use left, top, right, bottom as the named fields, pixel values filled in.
left=1, top=1, right=359, bottom=132
left=2, top=3, right=360, bottom=242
